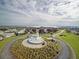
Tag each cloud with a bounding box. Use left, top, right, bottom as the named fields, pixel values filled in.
left=48, top=0, right=79, bottom=18
left=0, top=0, right=79, bottom=26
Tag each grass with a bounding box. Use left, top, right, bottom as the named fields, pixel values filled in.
left=40, top=33, right=51, bottom=40
left=0, top=36, right=15, bottom=52
left=57, top=31, right=79, bottom=59
left=0, top=34, right=27, bottom=53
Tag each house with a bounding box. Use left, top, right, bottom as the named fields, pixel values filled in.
left=0, top=34, right=4, bottom=41
left=0, top=36, right=3, bottom=41
left=4, top=33, right=14, bottom=38
left=0, top=30, right=4, bottom=35
left=5, top=29, right=17, bottom=33
left=18, top=29, right=26, bottom=35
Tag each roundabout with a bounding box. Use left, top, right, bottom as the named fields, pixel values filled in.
left=10, top=30, right=60, bottom=59
left=0, top=30, right=76, bottom=59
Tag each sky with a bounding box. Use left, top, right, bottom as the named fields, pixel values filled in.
left=0, top=0, right=79, bottom=26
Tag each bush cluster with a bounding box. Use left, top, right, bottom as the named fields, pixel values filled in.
left=11, top=39, right=60, bottom=59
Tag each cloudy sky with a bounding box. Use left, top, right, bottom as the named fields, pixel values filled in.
left=0, top=0, right=79, bottom=26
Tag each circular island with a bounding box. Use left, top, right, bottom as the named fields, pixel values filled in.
left=11, top=29, right=60, bottom=59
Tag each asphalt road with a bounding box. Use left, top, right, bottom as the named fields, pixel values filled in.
left=0, top=39, right=16, bottom=59
left=53, top=30, right=76, bottom=59
left=55, top=39, right=69, bottom=59
left=0, top=38, right=72, bottom=59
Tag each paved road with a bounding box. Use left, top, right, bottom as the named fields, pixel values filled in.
left=55, top=39, right=69, bottom=59
left=53, top=30, right=76, bottom=59
left=53, top=30, right=69, bottom=59
left=0, top=39, right=16, bottom=59
left=0, top=35, right=26, bottom=59
left=0, top=38, right=70, bottom=59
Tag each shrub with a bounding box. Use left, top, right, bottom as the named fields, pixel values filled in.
left=11, top=39, right=60, bottom=59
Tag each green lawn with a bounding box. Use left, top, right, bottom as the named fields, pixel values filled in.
left=40, top=33, right=51, bottom=40
left=57, top=31, right=79, bottom=59
left=0, top=34, right=27, bottom=53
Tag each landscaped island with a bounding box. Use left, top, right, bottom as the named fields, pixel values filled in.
left=11, top=38, right=60, bottom=59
